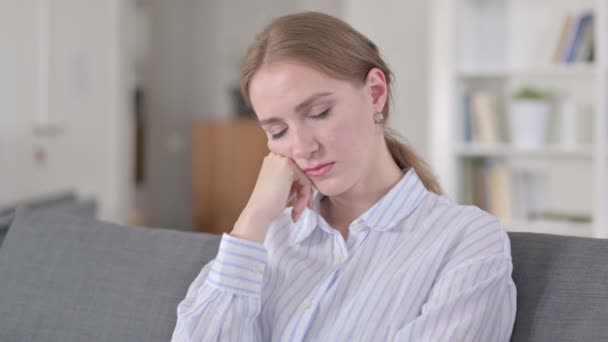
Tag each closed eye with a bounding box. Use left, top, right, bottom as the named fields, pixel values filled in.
left=271, top=129, right=287, bottom=140
left=270, top=108, right=330, bottom=140
left=310, top=108, right=330, bottom=119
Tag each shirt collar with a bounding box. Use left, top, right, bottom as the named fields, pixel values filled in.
left=291, top=168, right=428, bottom=245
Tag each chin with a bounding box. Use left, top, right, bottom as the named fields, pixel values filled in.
left=312, top=175, right=352, bottom=197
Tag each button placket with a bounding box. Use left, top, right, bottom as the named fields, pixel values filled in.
left=302, top=265, right=340, bottom=313
left=351, top=222, right=364, bottom=232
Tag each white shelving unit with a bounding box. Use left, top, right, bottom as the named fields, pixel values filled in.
left=430, top=0, right=608, bottom=238
left=456, top=143, right=594, bottom=159
left=456, top=64, right=600, bottom=78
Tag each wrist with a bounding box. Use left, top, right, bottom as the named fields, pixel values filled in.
left=230, top=210, right=272, bottom=244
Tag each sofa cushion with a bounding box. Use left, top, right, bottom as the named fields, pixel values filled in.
left=0, top=208, right=221, bottom=342
left=509, top=232, right=608, bottom=341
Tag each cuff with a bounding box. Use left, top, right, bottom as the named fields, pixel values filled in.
left=206, top=233, right=267, bottom=297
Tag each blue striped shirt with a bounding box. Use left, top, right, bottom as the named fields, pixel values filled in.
left=171, top=168, right=517, bottom=341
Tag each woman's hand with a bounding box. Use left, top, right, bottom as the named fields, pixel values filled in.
left=230, top=152, right=314, bottom=243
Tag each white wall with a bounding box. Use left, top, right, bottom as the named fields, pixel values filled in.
left=0, top=0, right=132, bottom=223
left=343, top=0, right=430, bottom=157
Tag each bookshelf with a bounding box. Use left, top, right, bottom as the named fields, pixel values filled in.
left=456, top=143, right=594, bottom=159
left=430, top=0, right=608, bottom=238
left=456, top=64, right=599, bottom=78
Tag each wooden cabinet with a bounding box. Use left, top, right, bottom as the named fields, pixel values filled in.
left=193, top=120, right=268, bottom=234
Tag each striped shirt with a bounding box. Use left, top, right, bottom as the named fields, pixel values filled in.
left=171, top=168, right=517, bottom=341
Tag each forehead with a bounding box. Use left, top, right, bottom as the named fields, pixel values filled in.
left=249, top=60, right=345, bottom=119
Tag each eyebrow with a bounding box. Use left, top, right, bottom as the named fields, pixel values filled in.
left=258, top=92, right=333, bottom=126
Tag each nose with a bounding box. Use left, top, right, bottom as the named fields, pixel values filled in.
left=291, top=127, right=319, bottom=159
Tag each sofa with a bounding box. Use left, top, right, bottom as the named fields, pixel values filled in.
left=0, top=207, right=607, bottom=341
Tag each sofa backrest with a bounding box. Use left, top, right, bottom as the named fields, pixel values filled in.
left=2, top=208, right=607, bottom=341
left=508, top=232, right=608, bottom=341
left=0, top=208, right=221, bottom=342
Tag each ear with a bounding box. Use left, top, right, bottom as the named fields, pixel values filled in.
left=365, top=67, right=388, bottom=113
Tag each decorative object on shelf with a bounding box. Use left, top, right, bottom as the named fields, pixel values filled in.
left=508, top=87, right=550, bottom=148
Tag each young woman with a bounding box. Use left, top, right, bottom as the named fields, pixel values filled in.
left=172, top=11, right=516, bottom=341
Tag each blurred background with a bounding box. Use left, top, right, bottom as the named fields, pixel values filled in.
left=2, top=0, right=607, bottom=238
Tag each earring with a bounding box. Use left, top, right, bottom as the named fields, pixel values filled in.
left=374, top=112, right=384, bottom=124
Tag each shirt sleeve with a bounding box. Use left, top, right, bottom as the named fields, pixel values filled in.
left=170, top=233, right=267, bottom=341
left=393, top=230, right=517, bottom=341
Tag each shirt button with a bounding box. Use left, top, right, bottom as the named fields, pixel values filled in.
left=302, top=301, right=312, bottom=310
left=351, top=222, right=364, bottom=232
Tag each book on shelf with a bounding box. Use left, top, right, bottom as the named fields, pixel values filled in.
left=528, top=210, right=591, bottom=223
left=511, top=171, right=545, bottom=221
left=553, top=14, right=574, bottom=63
left=460, top=141, right=592, bottom=228
left=463, top=160, right=512, bottom=221
left=462, top=89, right=502, bottom=144
left=462, top=90, right=473, bottom=142
left=553, top=10, right=595, bottom=64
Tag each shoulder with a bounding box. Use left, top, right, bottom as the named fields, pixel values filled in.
left=422, top=193, right=512, bottom=262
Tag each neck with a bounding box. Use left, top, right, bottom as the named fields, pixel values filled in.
left=321, top=145, right=404, bottom=229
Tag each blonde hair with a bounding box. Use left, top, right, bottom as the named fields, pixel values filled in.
left=240, top=11, right=443, bottom=195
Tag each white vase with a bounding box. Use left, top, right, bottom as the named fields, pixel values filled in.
left=509, top=100, right=550, bottom=148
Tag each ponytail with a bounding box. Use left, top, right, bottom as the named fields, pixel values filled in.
left=384, top=129, right=443, bottom=195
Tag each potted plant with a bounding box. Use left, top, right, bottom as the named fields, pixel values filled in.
left=509, top=87, right=551, bottom=148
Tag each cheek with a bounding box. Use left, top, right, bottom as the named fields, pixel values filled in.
left=267, top=140, right=291, bottom=157
left=323, top=122, right=357, bottom=152
left=326, top=118, right=374, bottom=158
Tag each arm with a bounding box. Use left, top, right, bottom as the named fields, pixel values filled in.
left=171, top=153, right=313, bottom=341
left=394, top=232, right=517, bottom=341
left=171, top=233, right=267, bottom=341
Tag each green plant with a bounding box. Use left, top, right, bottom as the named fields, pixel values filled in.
left=513, top=87, right=548, bottom=101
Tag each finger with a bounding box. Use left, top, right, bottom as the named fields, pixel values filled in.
left=291, top=207, right=298, bottom=222
left=292, top=186, right=306, bottom=217
left=296, top=183, right=314, bottom=219
left=286, top=158, right=312, bottom=220
left=288, top=193, right=297, bottom=207
left=295, top=174, right=314, bottom=212
left=287, top=183, right=297, bottom=206
left=287, top=158, right=312, bottom=184
left=305, top=184, right=314, bottom=209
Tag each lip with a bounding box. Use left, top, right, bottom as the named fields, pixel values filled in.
left=304, top=162, right=334, bottom=178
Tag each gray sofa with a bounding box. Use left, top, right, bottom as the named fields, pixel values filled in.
left=0, top=208, right=607, bottom=341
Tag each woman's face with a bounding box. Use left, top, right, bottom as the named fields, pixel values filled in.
left=249, top=59, right=388, bottom=196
